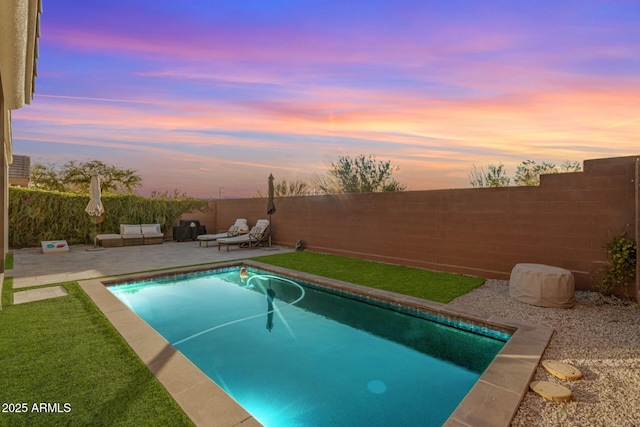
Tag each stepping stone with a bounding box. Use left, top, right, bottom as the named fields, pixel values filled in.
left=530, top=381, right=572, bottom=402
left=542, top=360, right=582, bottom=381
left=13, top=286, right=68, bottom=305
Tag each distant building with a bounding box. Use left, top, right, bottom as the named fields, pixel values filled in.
left=8, top=155, right=30, bottom=187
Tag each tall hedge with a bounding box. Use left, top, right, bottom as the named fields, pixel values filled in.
left=8, top=187, right=209, bottom=248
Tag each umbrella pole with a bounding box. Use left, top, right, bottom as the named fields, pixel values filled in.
left=85, top=216, right=104, bottom=252
left=268, top=213, right=272, bottom=247
left=86, top=216, right=105, bottom=251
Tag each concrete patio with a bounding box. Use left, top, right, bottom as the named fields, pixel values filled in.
left=5, top=240, right=294, bottom=303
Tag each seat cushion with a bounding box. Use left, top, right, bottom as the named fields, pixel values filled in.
left=141, top=224, right=161, bottom=234
left=120, top=224, right=142, bottom=235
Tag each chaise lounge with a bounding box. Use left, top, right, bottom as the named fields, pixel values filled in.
left=217, top=219, right=269, bottom=251
left=197, top=219, right=249, bottom=247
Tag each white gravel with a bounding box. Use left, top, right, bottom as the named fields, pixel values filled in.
left=448, top=280, right=640, bottom=427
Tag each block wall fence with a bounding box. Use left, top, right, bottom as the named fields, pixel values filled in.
left=183, top=155, right=640, bottom=300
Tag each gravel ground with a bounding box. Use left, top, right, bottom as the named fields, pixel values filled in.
left=448, top=280, right=640, bottom=427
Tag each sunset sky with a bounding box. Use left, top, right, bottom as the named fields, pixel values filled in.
left=11, top=0, right=640, bottom=198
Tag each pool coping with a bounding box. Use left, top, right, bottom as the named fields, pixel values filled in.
left=79, top=260, right=554, bottom=427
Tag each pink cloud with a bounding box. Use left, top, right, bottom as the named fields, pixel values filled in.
left=25, top=73, right=640, bottom=162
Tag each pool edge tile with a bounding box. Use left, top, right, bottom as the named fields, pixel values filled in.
left=443, top=320, right=553, bottom=427
left=141, top=342, right=257, bottom=426
left=443, top=380, right=523, bottom=427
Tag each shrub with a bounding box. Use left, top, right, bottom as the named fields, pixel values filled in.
left=600, top=234, right=637, bottom=296
left=8, top=187, right=209, bottom=248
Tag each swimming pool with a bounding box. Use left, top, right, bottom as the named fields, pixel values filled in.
left=107, top=265, right=511, bottom=426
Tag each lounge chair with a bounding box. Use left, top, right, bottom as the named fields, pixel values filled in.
left=197, top=219, right=249, bottom=247
left=217, top=219, right=269, bottom=251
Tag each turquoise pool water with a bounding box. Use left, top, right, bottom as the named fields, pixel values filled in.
left=108, top=267, right=508, bottom=426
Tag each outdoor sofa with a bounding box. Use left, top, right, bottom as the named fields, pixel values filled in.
left=197, top=219, right=249, bottom=247
left=96, top=224, right=164, bottom=247
left=217, top=219, right=269, bottom=251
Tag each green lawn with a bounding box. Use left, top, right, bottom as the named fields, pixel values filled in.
left=252, top=251, right=484, bottom=303
left=0, top=281, right=194, bottom=427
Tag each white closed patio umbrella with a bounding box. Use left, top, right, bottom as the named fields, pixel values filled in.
left=85, top=173, right=105, bottom=249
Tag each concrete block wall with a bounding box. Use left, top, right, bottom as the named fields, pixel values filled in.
left=184, top=155, right=639, bottom=297
left=635, top=158, right=640, bottom=303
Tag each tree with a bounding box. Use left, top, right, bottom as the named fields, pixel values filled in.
left=469, top=160, right=583, bottom=188
left=559, top=160, right=582, bottom=173
left=513, top=160, right=557, bottom=186
left=29, top=164, right=66, bottom=192
left=150, top=189, right=191, bottom=199
left=29, top=160, right=142, bottom=194
left=468, top=163, right=510, bottom=187
left=310, top=173, right=341, bottom=195
left=317, top=154, right=406, bottom=194
left=513, top=160, right=583, bottom=186
left=255, top=179, right=309, bottom=197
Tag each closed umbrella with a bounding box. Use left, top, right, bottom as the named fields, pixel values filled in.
left=85, top=173, right=104, bottom=249
left=267, top=174, right=276, bottom=247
